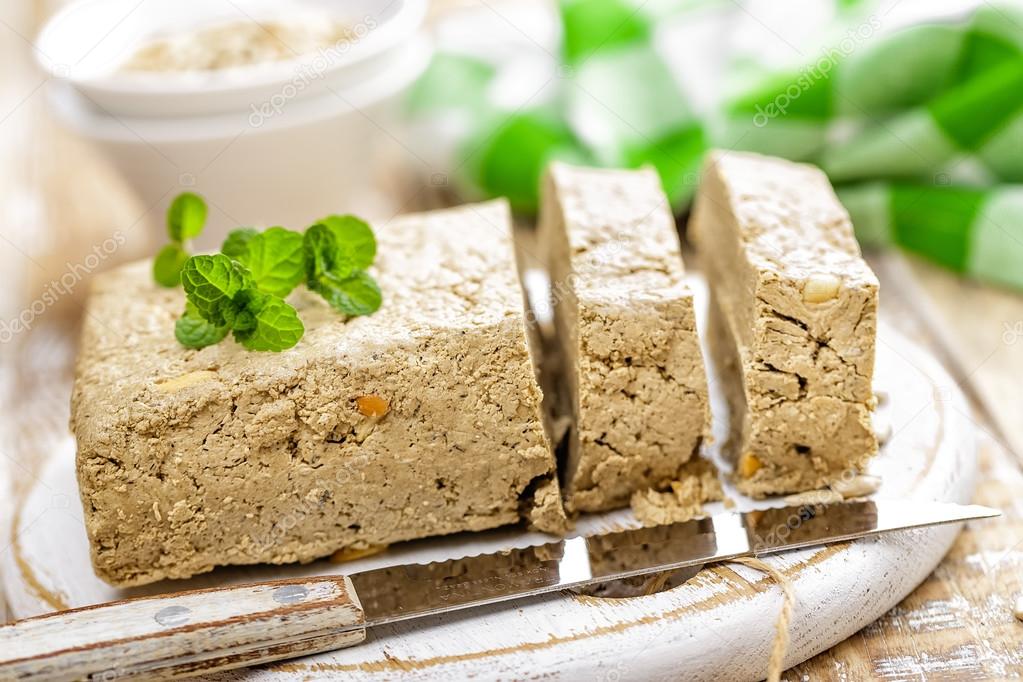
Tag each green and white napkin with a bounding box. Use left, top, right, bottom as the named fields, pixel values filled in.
left=406, top=0, right=1023, bottom=291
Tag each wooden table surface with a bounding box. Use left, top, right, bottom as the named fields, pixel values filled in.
left=2, top=1, right=1022, bottom=678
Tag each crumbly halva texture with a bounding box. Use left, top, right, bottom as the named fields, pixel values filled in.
left=71, top=200, right=567, bottom=587
left=629, top=457, right=723, bottom=527
left=690, top=151, right=879, bottom=498
left=538, top=163, right=711, bottom=512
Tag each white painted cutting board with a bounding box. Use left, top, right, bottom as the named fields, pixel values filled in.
left=0, top=314, right=977, bottom=681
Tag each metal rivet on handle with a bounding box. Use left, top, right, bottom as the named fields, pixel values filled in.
left=273, top=585, right=309, bottom=604
left=154, top=605, right=191, bottom=627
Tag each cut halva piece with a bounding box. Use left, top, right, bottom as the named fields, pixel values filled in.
left=538, top=163, right=712, bottom=512
left=689, top=151, right=879, bottom=498
left=71, top=200, right=566, bottom=587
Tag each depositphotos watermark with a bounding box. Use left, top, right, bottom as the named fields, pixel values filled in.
left=749, top=467, right=864, bottom=552
left=0, top=231, right=127, bottom=344
left=248, top=15, right=378, bottom=128
left=752, top=15, right=882, bottom=128
left=1003, top=320, right=1023, bottom=345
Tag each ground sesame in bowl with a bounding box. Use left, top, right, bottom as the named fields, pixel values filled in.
left=121, top=16, right=357, bottom=73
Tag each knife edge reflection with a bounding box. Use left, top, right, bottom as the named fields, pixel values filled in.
left=347, top=500, right=997, bottom=628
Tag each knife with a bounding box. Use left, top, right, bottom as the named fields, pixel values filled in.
left=0, top=499, right=997, bottom=680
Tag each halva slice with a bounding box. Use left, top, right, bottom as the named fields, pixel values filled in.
left=71, top=200, right=566, bottom=587
left=538, top=163, right=711, bottom=512
left=689, top=151, right=879, bottom=498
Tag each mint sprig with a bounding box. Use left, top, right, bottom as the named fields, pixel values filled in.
left=169, top=200, right=382, bottom=353
left=316, top=215, right=377, bottom=276
left=179, top=254, right=304, bottom=352
left=304, top=216, right=382, bottom=316
left=153, top=192, right=207, bottom=287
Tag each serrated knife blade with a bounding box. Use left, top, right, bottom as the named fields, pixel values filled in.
left=349, top=499, right=998, bottom=627
left=0, top=500, right=998, bottom=680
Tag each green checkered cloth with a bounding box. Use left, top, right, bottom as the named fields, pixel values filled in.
left=840, top=183, right=1023, bottom=290
left=723, top=5, right=1023, bottom=183
left=407, top=0, right=708, bottom=213
left=720, top=3, right=1023, bottom=289
left=407, top=0, right=1023, bottom=290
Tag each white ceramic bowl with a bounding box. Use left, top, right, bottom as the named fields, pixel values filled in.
left=37, top=0, right=431, bottom=244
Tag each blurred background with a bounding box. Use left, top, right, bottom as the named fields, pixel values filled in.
left=2, top=0, right=1023, bottom=671
left=3, top=0, right=1021, bottom=447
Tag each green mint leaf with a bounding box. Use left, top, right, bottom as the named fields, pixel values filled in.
left=234, top=227, right=305, bottom=297
left=317, top=215, right=376, bottom=272
left=164, top=207, right=379, bottom=352
left=153, top=191, right=208, bottom=287
left=304, top=216, right=377, bottom=282
left=311, top=271, right=382, bottom=316
left=175, top=302, right=229, bottom=349
left=167, top=192, right=207, bottom=242
left=303, top=222, right=337, bottom=281
left=180, top=254, right=251, bottom=326
left=221, top=227, right=259, bottom=259
left=230, top=289, right=304, bottom=351
left=153, top=243, right=189, bottom=287
left=225, top=289, right=258, bottom=334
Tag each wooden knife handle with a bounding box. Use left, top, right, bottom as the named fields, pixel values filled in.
left=0, top=576, right=366, bottom=680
